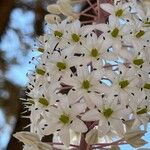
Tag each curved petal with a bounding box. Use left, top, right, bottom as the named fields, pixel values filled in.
left=100, top=3, right=114, bottom=14
left=70, top=118, right=87, bottom=133
left=59, top=126, right=70, bottom=147
left=81, top=109, right=100, bottom=121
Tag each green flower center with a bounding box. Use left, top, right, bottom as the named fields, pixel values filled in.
left=145, top=21, right=150, bottom=25
left=54, top=31, right=63, bottom=38
left=115, top=9, right=123, bottom=17
left=90, top=48, right=99, bottom=58
left=103, top=108, right=113, bottom=118
left=38, top=48, right=44, bottom=53
left=72, top=33, right=80, bottom=42
left=144, top=83, right=150, bottom=90
left=111, top=28, right=119, bottom=38
left=81, top=80, right=91, bottom=90
left=133, top=59, right=144, bottom=66
left=136, top=30, right=145, bottom=38
left=56, top=62, right=67, bottom=70
left=137, top=107, right=147, bottom=115
left=39, top=97, right=49, bottom=106
left=59, top=114, right=70, bottom=124
left=36, top=68, right=46, bottom=76
left=119, top=80, right=129, bottom=89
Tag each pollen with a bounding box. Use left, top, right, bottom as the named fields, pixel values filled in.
left=119, top=80, right=129, bottom=89
left=54, top=30, right=63, bottom=38
left=133, top=59, right=144, bottom=66
left=72, top=33, right=80, bottom=42
left=111, top=28, right=119, bottom=38
left=39, top=97, right=49, bottom=106
left=144, top=83, right=150, bottom=90
left=90, top=48, right=99, bottom=58
left=56, top=62, right=67, bottom=70
left=59, top=114, right=70, bottom=124
left=103, top=108, right=113, bottom=118
left=137, top=107, right=147, bottom=115
left=36, top=68, right=46, bottom=75
left=115, top=9, right=123, bottom=17
left=136, top=30, right=145, bottom=38
left=81, top=80, right=91, bottom=90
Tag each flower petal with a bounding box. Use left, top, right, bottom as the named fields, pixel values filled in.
left=82, top=109, right=100, bottom=121
left=70, top=118, right=87, bottom=133
left=59, top=126, right=70, bottom=147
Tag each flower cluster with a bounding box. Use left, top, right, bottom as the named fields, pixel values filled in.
left=15, top=0, right=150, bottom=149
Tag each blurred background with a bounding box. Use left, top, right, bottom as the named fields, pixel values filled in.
left=0, top=0, right=150, bottom=150
left=0, top=0, right=52, bottom=149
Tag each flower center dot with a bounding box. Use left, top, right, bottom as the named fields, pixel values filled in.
left=103, top=108, right=113, bottom=118
left=90, top=48, right=99, bottom=58
left=137, top=107, right=147, bottom=115
left=59, top=114, right=70, bottom=124
left=72, top=33, right=80, bottom=42
left=54, top=31, right=63, bottom=38
left=111, top=28, right=119, bottom=38
left=136, top=30, right=145, bottom=38
left=119, top=80, right=129, bottom=89
left=81, top=80, right=91, bottom=90
left=38, top=48, right=44, bottom=53
left=115, top=9, right=123, bottom=17
left=145, top=21, right=150, bottom=25
left=39, top=97, right=49, bottom=106
left=133, top=59, right=144, bottom=66
left=144, top=83, right=150, bottom=89
left=36, top=68, right=46, bottom=75
left=56, top=62, right=66, bottom=70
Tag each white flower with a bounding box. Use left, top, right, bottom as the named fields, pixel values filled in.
left=100, top=1, right=132, bottom=20
left=46, top=19, right=69, bottom=50
left=82, top=93, right=129, bottom=137
left=123, top=24, right=150, bottom=50
left=45, top=51, right=73, bottom=81
left=15, top=0, right=150, bottom=148
left=62, top=65, right=109, bottom=108
left=81, top=32, right=117, bottom=66
left=129, top=89, right=150, bottom=130
left=109, top=65, right=139, bottom=105
left=39, top=97, right=87, bottom=147
left=96, top=15, right=131, bottom=51
left=58, top=20, right=98, bottom=55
